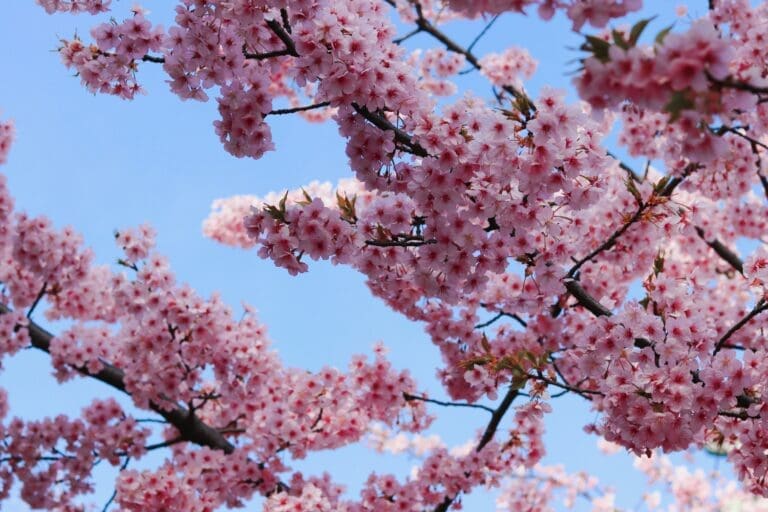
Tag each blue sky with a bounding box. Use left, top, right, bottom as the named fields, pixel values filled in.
left=0, top=1, right=728, bottom=510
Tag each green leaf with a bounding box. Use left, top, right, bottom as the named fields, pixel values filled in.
left=664, top=90, right=694, bottom=121
left=481, top=334, right=492, bottom=353
left=653, top=251, right=665, bottom=276
left=510, top=367, right=528, bottom=390
left=336, top=192, right=358, bottom=223
left=653, top=175, right=670, bottom=194
left=583, top=35, right=611, bottom=62
left=654, top=23, right=675, bottom=45
left=628, top=16, right=656, bottom=46
left=625, top=176, right=642, bottom=203
left=299, top=188, right=313, bottom=205
left=264, top=191, right=290, bottom=223
left=612, top=30, right=629, bottom=50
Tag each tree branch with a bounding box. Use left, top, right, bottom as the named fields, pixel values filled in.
left=713, top=299, right=768, bottom=355
left=407, top=2, right=531, bottom=108
left=564, top=280, right=612, bottom=317
left=0, top=304, right=235, bottom=454
left=141, top=54, right=165, bottom=64
left=567, top=174, right=685, bottom=279
left=694, top=227, right=744, bottom=274
left=352, top=103, right=429, bottom=157
left=365, top=237, right=436, bottom=247
left=266, top=102, right=332, bottom=117
left=403, top=392, right=494, bottom=413
left=433, top=386, right=520, bottom=512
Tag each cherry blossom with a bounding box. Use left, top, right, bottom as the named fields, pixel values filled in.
left=8, top=0, right=768, bottom=509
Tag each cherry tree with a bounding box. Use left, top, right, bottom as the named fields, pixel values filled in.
left=3, top=0, right=768, bottom=509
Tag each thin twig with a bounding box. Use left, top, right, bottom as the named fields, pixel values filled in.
left=564, top=280, right=612, bottom=317
left=713, top=299, right=768, bottom=355
left=267, top=102, right=331, bottom=116
left=567, top=174, right=685, bottom=279
left=0, top=304, right=235, bottom=454
left=101, top=456, right=131, bottom=512
left=530, top=371, right=603, bottom=399
left=244, top=48, right=295, bottom=60
left=694, top=227, right=744, bottom=274
left=365, top=238, right=436, bottom=247
left=352, top=103, right=430, bottom=157
left=26, top=282, right=47, bottom=319
left=467, top=14, right=500, bottom=53
left=403, top=392, right=494, bottom=413
left=433, top=386, right=520, bottom=512
left=393, top=27, right=422, bottom=45
left=141, top=54, right=165, bottom=63
left=474, top=311, right=527, bottom=329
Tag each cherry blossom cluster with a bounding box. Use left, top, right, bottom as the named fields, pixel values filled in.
left=445, top=0, right=642, bottom=30
left=479, top=47, right=537, bottom=90
left=0, top=124, right=436, bottom=508
left=0, top=119, right=12, bottom=165
left=0, top=399, right=149, bottom=509
left=58, top=8, right=164, bottom=99
left=36, top=0, right=110, bottom=15
left=411, top=49, right=466, bottom=96
left=496, top=443, right=768, bottom=511
left=576, top=20, right=733, bottom=112
left=0, top=210, right=93, bottom=310
left=29, top=0, right=768, bottom=507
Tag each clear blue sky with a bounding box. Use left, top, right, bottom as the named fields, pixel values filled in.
left=0, top=1, right=726, bottom=510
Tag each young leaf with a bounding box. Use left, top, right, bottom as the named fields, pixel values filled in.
left=583, top=35, right=611, bottom=62
left=612, top=30, right=629, bottom=50
left=655, top=23, right=675, bottom=45
left=625, top=175, right=643, bottom=203
left=629, top=16, right=656, bottom=46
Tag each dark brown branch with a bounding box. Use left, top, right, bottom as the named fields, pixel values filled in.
left=280, top=8, right=292, bottom=33
left=718, top=410, right=760, bottom=420
left=694, top=227, right=744, bottom=274
left=143, top=436, right=185, bottom=452
left=433, top=386, right=520, bottom=512
left=0, top=304, right=235, bottom=454
left=567, top=174, right=684, bottom=279
left=716, top=125, right=768, bottom=151
left=467, top=14, right=500, bottom=53
left=244, top=48, right=295, bottom=60
left=474, top=311, right=506, bottom=329
left=433, top=388, right=520, bottom=512
left=393, top=27, right=422, bottom=45
left=365, top=238, right=436, bottom=247
left=530, top=371, right=603, bottom=399
left=243, top=18, right=299, bottom=61
left=709, top=74, right=768, bottom=95
left=607, top=151, right=642, bottom=182
left=567, top=204, right=645, bottom=279
left=758, top=172, right=768, bottom=200
left=713, top=299, right=768, bottom=355
left=474, top=310, right=527, bottom=329
left=101, top=456, right=131, bottom=512
left=141, top=54, right=165, bottom=63
left=266, top=102, right=331, bottom=116
left=409, top=2, right=531, bottom=107
left=476, top=386, right=518, bottom=451
left=265, top=19, right=298, bottom=56
left=564, top=280, right=612, bottom=317
left=27, top=283, right=47, bottom=319
left=403, top=392, right=494, bottom=413
left=352, top=103, right=429, bottom=157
